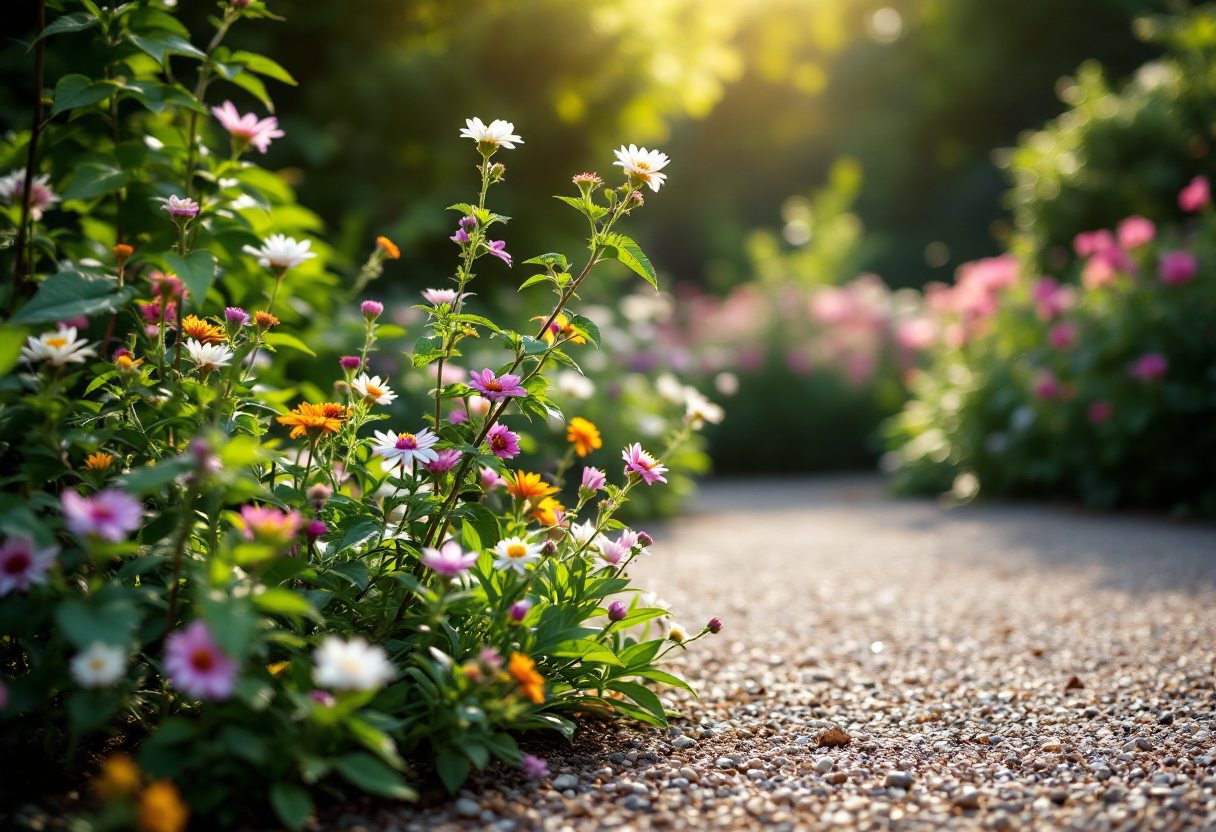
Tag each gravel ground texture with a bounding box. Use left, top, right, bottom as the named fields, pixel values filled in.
left=327, top=477, right=1216, bottom=830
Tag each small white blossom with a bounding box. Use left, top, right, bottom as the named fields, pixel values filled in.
left=185, top=339, right=234, bottom=371
left=684, top=388, right=724, bottom=429
left=313, top=636, right=395, bottom=691
left=492, top=536, right=543, bottom=574
left=70, top=642, right=128, bottom=688
left=371, top=428, right=439, bottom=470
left=612, top=144, right=670, bottom=192
left=20, top=328, right=96, bottom=367
left=351, top=373, right=398, bottom=406
left=459, top=118, right=523, bottom=149
left=243, top=234, right=317, bottom=271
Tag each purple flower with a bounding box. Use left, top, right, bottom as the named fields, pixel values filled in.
left=580, top=466, right=606, bottom=493
left=360, top=300, right=384, bottom=321
left=450, top=228, right=470, bottom=244
left=239, top=505, right=303, bottom=546
left=163, top=195, right=200, bottom=219
left=486, top=423, right=521, bottom=459
left=57, top=316, right=89, bottom=331
left=707, top=617, right=723, bottom=634
left=480, top=647, right=503, bottom=668
left=468, top=369, right=527, bottom=401
left=486, top=240, right=512, bottom=266
left=480, top=466, right=504, bottom=490
left=449, top=408, right=469, bottom=425
left=0, top=536, right=58, bottom=596
left=521, top=755, right=550, bottom=780
left=607, top=601, right=627, bottom=622
left=165, top=620, right=238, bottom=701
left=1130, top=352, right=1168, bottom=381
left=306, top=519, right=328, bottom=540
left=421, top=540, right=478, bottom=576
left=62, top=489, right=143, bottom=542
left=1159, top=251, right=1197, bottom=285
left=425, top=448, right=463, bottom=473
left=224, top=307, right=250, bottom=327
left=422, top=288, right=458, bottom=306
left=637, top=531, right=654, bottom=548
left=340, top=356, right=363, bottom=373
left=309, top=689, right=336, bottom=707
left=622, top=443, right=668, bottom=486
left=509, top=599, right=533, bottom=622
left=460, top=215, right=478, bottom=229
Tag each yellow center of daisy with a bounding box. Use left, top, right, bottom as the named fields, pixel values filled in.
left=507, top=544, right=528, bottom=559
left=365, top=385, right=384, bottom=398
left=46, top=337, right=68, bottom=348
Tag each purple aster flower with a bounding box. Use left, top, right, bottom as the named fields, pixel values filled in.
left=521, top=755, right=550, bottom=780
left=468, top=369, right=526, bottom=401
left=0, top=536, right=58, bottom=596
left=165, top=620, right=237, bottom=701
left=61, top=489, right=143, bottom=542
left=580, top=466, right=607, bottom=493
left=449, top=408, right=468, bottom=425
left=425, top=448, right=463, bottom=473
left=509, top=599, right=532, bottom=622
left=480, top=647, right=503, bottom=668
left=224, top=307, right=250, bottom=327
left=486, top=423, right=521, bottom=459
left=360, top=300, right=384, bottom=321
left=607, top=601, right=628, bottom=622
left=421, top=540, right=478, bottom=576
left=339, top=355, right=362, bottom=371
left=480, top=466, right=504, bottom=490
left=485, top=240, right=512, bottom=266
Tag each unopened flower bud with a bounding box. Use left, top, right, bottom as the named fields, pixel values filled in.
left=607, top=601, right=627, bottom=622
left=540, top=540, right=557, bottom=558
left=360, top=299, right=384, bottom=322
left=489, top=162, right=506, bottom=183
left=232, top=0, right=252, bottom=8
left=339, top=355, right=362, bottom=372
left=508, top=599, right=532, bottom=622
left=254, top=311, right=279, bottom=331
left=334, top=380, right=350, bottom=396
left=306, top=519, right=328, bottom=540
left=113, top=243, right=134, bottom=265
left=637, top=531, right=653, bottom=548
left=307, top=483, right=333, bottom=510
left=706, top=617, right=723, bottom=634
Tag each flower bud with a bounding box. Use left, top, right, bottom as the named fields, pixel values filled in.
left=113, top=243, right=134, bottom=266
left=607, top=601, right=627, bottom=622
left=540, top=540, right=557, bottom=558
left=339, top=355, right=362, bottom=372
left=333, top=380, right=350, bottom=397
left=706, top=617, right=723, bottom=634
left=360, top=300, right=384, bottom=322
left=508, top=599, right=532, bottom=622
left=308, top=689, right=335, bottom=707
left=489, top=162, right=506, bottom=183
left=224, top=307, right=250, bottom=332
left=306, top=519, right=328, bottom=540
left=637, top=531, right=654, bottom=548
left=254, top=311, right=279, bottom=331
left=232, top=0, right=252, bottom=8
left=307, top=483, right=333, bottom=509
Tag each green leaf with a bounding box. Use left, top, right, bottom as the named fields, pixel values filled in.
left=128, top=33, right=206, bottom=65
left=228, top=51, right=298, bottom=85
left=55, top=594, right=140, bottom=649
left=120, top=80, right=208, bottom=115
left=330, top=560, right=371, bottom=591
left=519, top=336, right=549, bottom=356
left=604, top=234, right=658, bottom=290
left=411, top=335, right=445, bottom=368
left=200, top=596, right=256, bottom=660
left=435, top=747, right=470, bottom=794
left=270, top=782, right=313, bottom=831
left=68, top=690, right=118, bottom=735
left=567, top=314, right=601, bottom=349
left=0, top=325, right=29, bottom=377
left=334, top=753, right=417, bottom=800
left=119, top=457, right=193, bottom=494
left=522, top=252, right=570, bottom=270
left=607, top=680, right=668, bottom=725
left=619, top=638, right=665, bottom=668
left=253, top=588, right=320, bottom=622
left=35, top=12, right=99, bottom=42
left=451, top=313, right=502, bottom=333
left=629, top=669, right=697, bottom=695
left=51, top=75, right=112, bottom=117
left=517, top=274, right=551, bottom=291
left=230, top=71, right=274, bottom=112
left=262, top=332, right=316, bottom=356
left=457, top=502, right=500, bottom=548
left=10, top=271, right=135, bottom=324
left=555, top=195, right=608, bottom=221
left=126, top=7, right=191, bottom=38
left=164, top=250, right=217, bottom=313
left=546, top=639, right=624, bottom=667
left=60, top=162, right=127, bottom=201
left=336, top=518, right=381, bottom=553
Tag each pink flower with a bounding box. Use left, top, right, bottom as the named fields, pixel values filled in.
left=339, top=355, right=362, bottom=371
left=1180, top=176, right=1211, bottom=213
left=1048, top=322, right=1076, bottom=349
left=896, top=319, right=936, bottom=350
left=1130, top=352, right=1168, bottom=381
left=449, top=408, right=468, bottom=425
left=1088, top=401, right=1113, bottom=423
left=1033, top=370, right=1058, bottom=399
left=422, top=288, right=458, bottom=306
left=468, top=369, right=526, bottom=401
left=485, top=240, right=512, bottom=266
left=521, top=755, right=550, bottom=780
left=239, top=505, right=303, bottom=546
left=150, top=272, right=186, bottom=300
left=622, top=443, right=668, bottom=485
left=480, top=467, right=504, bottom=490
left=165, top=620, right=238, bottom=701
left=509, top=599, right=532, bottom=621
left=211, top=101, right=284, bottom=154
left=486, top=423, right=521, bottom=459
left=580, top=466, right=606, bottom=493
left=421, top=540, right=478, bottom=576
left=1031, top=277, right=1073, bottom=320
left=62, top=489, right=143, bottom=542
left=361, top=300, right=384, bottom=321
left=0, top=537, right=58, bottom=596
left=1082, top=247, right=1135, bottom=289
left=425, top=448, right=463, bottom=473
left=1073, top=230, right=1115, bottom=258
left=306, top=519, right=328, bottom=540
left=1158, top=250, right=1197, bottom=285
left=58, top=316, right=90, bottom=331
left=1117, top=216, right=1155, bottom=250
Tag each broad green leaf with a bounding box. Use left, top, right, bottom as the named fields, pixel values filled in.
left=517, top=274, right=552, bottom=291
left=55, top=593, right=140, bottom=649
left=435, top=747, right=469, bottom=794
left=125, top=7, right=191, bottom=37
left=200, top=596, right=257, bottom=660
left=629, top=669, right=697, bottom=695
left=67, top=690, right=118, bottom=735
left=165, top=250, right=217, bottom=313
left=522, top=252, right=570, bottom=270
left=35, top=12, right=99, bottom=42
left=555, top=195, right=608, bottom=221
left=0, top=325, right=28, bottom=377
left=60, top=162, right=127, bottom=201
left=10, top=271, right=135, bottom=324
left=120, top=80, right=208, bottom=115
left=51, top=75, right=112, bottom=117
left=270, top=782, right=313, bottom=831
left=567, top=314, right=601, bottom=349
left=128, top=33, right=206, bottom=65
left=545, top=639, right=624, bottom=667
left=607, top=680, right=668, bottom=725
left=253, top=588, right=320, bottom=621
left=229, top=50, right=298, bottom=85
left=604, top=234, right=658, bottom=290
left=411, top=335, right=444, bottom=368
left=334, top=753, right=417, bottom=800
left=262, top=332, right=316, bottom=356
left=519, top=336, right=548, bottom=355
left=119, top=457, right=193, bottom=494
left=456, top=502, right=500, bottom=548
left=451, top=313, right=502, bottom=333
left=230, top=71, right=274, bottom=112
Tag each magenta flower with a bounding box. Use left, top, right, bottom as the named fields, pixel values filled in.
left=486, top=423, right=521, bottom=459
left=309, top=689, right=336, bottom=707
left=62, top=489, right=143, bottom=542
left=480, top=647, right=503, bottom=669
left=1116, top=216, right=1155, bottom=250
left=1031, top=277, right=1072, bottom=321
left=150, top=272, right=186, bottom=300
left=211, top=100, right=285, bottom=154
left=450, top=227, right=470, bottom=244
left=508, top=599, right=532, bottom=622
left=224, top=307, right=249, bottom=327
left=469, top=369, right=527, bottom=401
left=421, top=540, right=478, bottom=576
left=449, top=408, right=469, bottom=425
left=1180, top=176, right=1211, bottom=213
left=1048, top=322, right=1076, bottom=350
left=607, top=600, right=628, bottom=622
left=1073, top=229, right=1115, bottom=258
left=165, top=620, right=238, bottom=701
left=580, top=466, right=606, bottom=493
left=425, top=448, right=463, bottom=473
left=707, top=617, right=723, bottom=634
left=1159, top=250, right=1198, bottom=285
left=360, top=300, right=384, bottom=321
left=239, top=505, right=303, bottom=546
left=57, top=316, right=90, bottom=331
left=622, top=443, right=668, bottom=485
left=485, top=240, right=511, bottom=266
left=306, top=519, right=328, bottom=540
left=1033, top=370, right=1058, bottom=400
left=521, top=754, right=550, bottom=780
left=1130, top=353, right=1168, bottom=381
left=0, top=537, right=58, bottom=596
left=339, top=355, right=362, bottom=371
left=637, top=531, right=654, bottom=548
left=480, top=466, right=504, bottom=491
left=1088, top=401, right=1113, bottom=423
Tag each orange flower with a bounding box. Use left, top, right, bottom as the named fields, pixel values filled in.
left=508, top=652, right=545, bottom=704
left=181, top=315, right=226, bottom=345
left=254, top=311, right=280, bottom=329
left=504, top=471, right=559, bottom=500
left=566, top=417, right=602, bottom=457
left=530, top=496, right=565, bottom=526
left=113, top=243, right=134, bottom=264
left=536, top=313, right=587, bottom=346
left=114, top=352, right=144, bottom=374
left=93, top=753, right=141, bottom=800
left=276, top=402, right=348, bottom=439
left=376, top=236, right=401, bottom=259
left=84, top=452, right=114, bottom=472
left=138, top=781, right=189, bottom=832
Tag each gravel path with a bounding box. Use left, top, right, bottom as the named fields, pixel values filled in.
left=341, top=476, right=1216, bottom=832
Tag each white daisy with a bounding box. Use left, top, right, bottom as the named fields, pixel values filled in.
left=243, top=233, right=317, bottom=271
left=459, top=118, right=523, bottom=150
left=492, top=536, right=543, bottom=574
left=684, top=388, right=724, bottom=429
left=20, top=328, right=96, bottom=367
left=568, top=520, right=605, bottom=552
left=351, top=373, right=398, bottom=406
left=612, top=144, right=670, bottom=192
left=312, top=636, right=396, bottom=691
left=371, top=428, right=439, bottom=470
left=70, top=642, right=128, bottom=688
left=184, top=338, right=234, bottom=371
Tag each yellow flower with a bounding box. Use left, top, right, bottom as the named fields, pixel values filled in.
left=254, top=311, right=280, bottom=329
left=93, top=753, right=141, bottom=800
left=566, top=417, right=602, bottom=458
left=266, top=661, right=291, bottom=676
left=181, top=315, right=226, bottom=345
left=508, top=652, right=545, bottom=704
left=530, top=496, right=565, bottom=526
left=276, top=402, right=348, bottom=439
left=84, top=452, right=114, bottom=472
left=504, top=471, right=559, bottom=500
left=376, top=236, right=401, bottom=259
left=536, top=313, right=587, bottom=346
left=138, top=781, right=189, bottom=832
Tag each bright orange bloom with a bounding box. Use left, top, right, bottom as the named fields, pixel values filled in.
left=566, top=417, right=602, bottom=457
left=93, top=753, right=141, bottom=800
left=530, top=496, right=565, bottom=526
left=536, top=313, right=587, bottom=346
left=114, top=353, right=144, bottom=374
left=504, top=471, right=559, bottom=500
left=181, top=315, right=226, bottom=345
left=138, top=781, right=189, bottom=832
left=254, top=311, right=280, bottom=329
left=276, top=402, right=348, bottom=439
left=376, top=236, right=401, bottom=259
left=508, top=652, right=545, bottom=704
left=84, top=452, right=114, bottom=472
left=113, top=243, right=134, bottom=264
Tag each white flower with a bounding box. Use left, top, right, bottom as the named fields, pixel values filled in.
left=667, top=623, right=688, bottom=643
left=243, top=234, right=317, bottom=271
left=313, top=636, right=395, bottom=691
left=568, top=521, right=604, bottom=552
left=184, top=339, right=234, bottom=371
left=351, top=373, right=397, bottom=406
left=612, top=144, right=670, bottom=192
left=0, top=168, right=60, bottom=220
left=556, top=369, right=595, bottom=400
left=162, top=195, right=200, bottom=218
left=684, top=388, right=724, bottom=429
left=459, top=118, right=523, bottom=149
left=371, top=428, right=439, bottom=470
left=468, top=394, right=492, bottom=418
left=422, top=288, right=459, bottom=306
left=492, top=536, right=543, bottom=574
left=20, top=328, right=96, bottom=367
left=655, top=373, right=686, bottom=405
left=70, top=642, right=128, bottom=688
